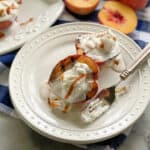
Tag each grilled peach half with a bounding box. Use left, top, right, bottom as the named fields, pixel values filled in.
left=49, top=54, right=100, bottom=101
left=49, top=54, right=100, bottom=82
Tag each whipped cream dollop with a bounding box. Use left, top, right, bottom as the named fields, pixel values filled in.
left=0, top=0, right=21, bottom=21
left=77, top=30, right=120, bottom=62
left=49, top=62, right=93, bottom=104
left=40, top=62, right=95, bottom=112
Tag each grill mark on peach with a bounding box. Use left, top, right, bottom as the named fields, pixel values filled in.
left=71, top=56, right=75, bottom=63
left=61, top=63, right=65, bottom=71
left=64, top=74, right=87, bottom=99
left=86, top=81, right=98, bottom=99
left=49, top=62, right=66, bottom=82
left=49, top=55, right=78, bottom=82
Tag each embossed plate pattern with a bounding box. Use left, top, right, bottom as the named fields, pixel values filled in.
left=9, top=22, right=150, bottom=144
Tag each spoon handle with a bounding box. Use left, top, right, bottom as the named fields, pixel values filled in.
left=120, top=43, right=150, bottom=80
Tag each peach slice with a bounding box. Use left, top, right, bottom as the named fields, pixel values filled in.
left=65, top=0, right=100, bottom=15
left=49, top=54, right=100, bottom=82
left=98, top=1, right=137, bottom=34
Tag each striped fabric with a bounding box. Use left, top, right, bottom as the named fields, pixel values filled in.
left=0, top=1, right=150, bottom=149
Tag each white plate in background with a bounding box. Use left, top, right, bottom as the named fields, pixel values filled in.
left=9, top=22, right=150, bottom=144
left=0, top=0, right=64, bottom=55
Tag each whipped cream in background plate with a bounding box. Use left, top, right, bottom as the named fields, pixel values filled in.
left=0, top=0, right=21, bottom=22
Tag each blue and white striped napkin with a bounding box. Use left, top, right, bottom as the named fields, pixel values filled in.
left=0, top=1, right=150, bottom=149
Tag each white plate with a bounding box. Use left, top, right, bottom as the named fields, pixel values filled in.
left=0, top=0, right=64, bottom=55
left=9, top=22, right=150, bottom=144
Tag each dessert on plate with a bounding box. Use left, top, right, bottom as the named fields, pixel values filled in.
left=41, top=55, right=99, bottom=113
left=0, top=0, right=22, bottom=30
left=40, top=29, right=127, bottom=123
left=75, top=30, right=126, bottom=72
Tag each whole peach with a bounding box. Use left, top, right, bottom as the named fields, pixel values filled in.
left=119, top=0, right=148, bottom=10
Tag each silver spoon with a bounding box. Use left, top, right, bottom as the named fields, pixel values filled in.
left=81, top=43, right=150, bottom=123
